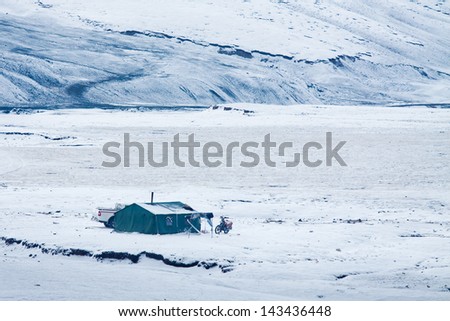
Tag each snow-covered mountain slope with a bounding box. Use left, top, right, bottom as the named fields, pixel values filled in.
left=1, top=0, right=449, bottom=107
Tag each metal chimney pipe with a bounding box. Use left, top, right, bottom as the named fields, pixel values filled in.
left=151, top=192, right=154, bottom=204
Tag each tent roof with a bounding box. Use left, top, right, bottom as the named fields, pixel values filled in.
left=135, top=202, right=197, bottom=215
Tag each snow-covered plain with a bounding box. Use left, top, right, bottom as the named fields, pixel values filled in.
left=1, top=0, right=449, bottom=302
left=1, top=0, right=449, bottom=106
left=0, top=105, right=449, bottom=300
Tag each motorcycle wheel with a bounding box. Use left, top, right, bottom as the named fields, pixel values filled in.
left=223, top=227, right=230, bottom=234
left=215, top=225, right=222, bottom=234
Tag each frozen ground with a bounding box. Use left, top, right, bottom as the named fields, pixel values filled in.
left=1, top=0, right=450, bottom=106
left=0, top=105, right=449, bottom=300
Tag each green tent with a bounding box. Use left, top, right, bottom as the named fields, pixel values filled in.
left=114, top=202, right=201, bottom=235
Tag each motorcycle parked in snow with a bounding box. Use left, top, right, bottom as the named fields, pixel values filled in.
left=215, top=216, right=233, bottom=234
